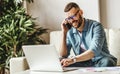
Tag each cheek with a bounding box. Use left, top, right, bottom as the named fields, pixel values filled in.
left=75, top=14, right=81, bottom=21
left=78, top=15, right=82, bottom=21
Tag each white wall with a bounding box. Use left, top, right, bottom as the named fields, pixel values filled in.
left=100, top=0, right=120, bottom=28
left=27, top=0, right=100, bottom=31
left=27, top=0, right=99, bottom=43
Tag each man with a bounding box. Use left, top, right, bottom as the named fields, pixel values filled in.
left=60, top=2, right=117, bottom=67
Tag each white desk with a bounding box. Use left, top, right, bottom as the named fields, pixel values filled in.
left=14, top=67, right=120, bottom=74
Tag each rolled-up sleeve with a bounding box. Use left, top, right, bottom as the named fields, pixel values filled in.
left=89, top=23, right=105, bottom=57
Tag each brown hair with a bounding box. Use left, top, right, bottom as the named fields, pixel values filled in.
left=64, top=2, right=80, bottom=12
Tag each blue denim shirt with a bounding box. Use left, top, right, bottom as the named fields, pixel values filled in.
left=66, top=19, right=115, bottom=62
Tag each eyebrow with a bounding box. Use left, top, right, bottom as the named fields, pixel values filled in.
left=68, top=10, right=79, bottom=19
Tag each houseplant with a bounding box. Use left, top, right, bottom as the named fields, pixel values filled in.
left=0, top=0, right=48, bottom=73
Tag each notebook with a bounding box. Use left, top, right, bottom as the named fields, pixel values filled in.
left=22, top=44, right=78, bottom=72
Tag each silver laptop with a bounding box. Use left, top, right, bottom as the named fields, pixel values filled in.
left=22, top=44, right=78, bottom=72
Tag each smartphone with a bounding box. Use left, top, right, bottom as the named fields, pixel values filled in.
left=66, top=23, right=72, bottom=29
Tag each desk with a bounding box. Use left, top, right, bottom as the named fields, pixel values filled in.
left=14, top=67, right=120, bottom=74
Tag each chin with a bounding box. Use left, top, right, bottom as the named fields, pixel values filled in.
left=73, top=23, right=78, bottom=27
left=73, top=26, right=78, bottom=28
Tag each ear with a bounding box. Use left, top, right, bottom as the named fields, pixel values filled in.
left=79, top=9, right=83, bottom=15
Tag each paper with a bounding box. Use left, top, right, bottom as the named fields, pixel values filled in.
left=78, top=67, right=120, bottom=72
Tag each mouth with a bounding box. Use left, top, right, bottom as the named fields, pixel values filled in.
left=72, top=21, right=79, bottom=28
left=72, top=19, right=82, bottom=28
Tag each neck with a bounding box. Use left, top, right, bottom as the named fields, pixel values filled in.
left=77, top=18, right=84, bottom=33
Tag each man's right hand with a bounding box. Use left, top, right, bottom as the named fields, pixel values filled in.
left=61, top=19, right=69, bottom=34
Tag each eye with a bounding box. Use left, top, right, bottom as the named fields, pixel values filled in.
left=66, top=10, right=79, bottom=21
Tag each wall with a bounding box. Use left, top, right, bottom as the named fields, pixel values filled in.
left=100, top=0, right=120, bottom=28
left=26, top=0, right=100, bottom=43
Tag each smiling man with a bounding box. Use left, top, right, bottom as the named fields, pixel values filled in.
left=60, top=2, right=117, bottom=67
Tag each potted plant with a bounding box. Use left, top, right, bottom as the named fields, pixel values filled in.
left=0, top=0, right=48, bottom=73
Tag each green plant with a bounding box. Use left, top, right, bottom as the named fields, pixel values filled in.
left=0, top=0, right=48, bottom=73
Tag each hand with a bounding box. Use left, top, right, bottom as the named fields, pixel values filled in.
left=61, top=19, right=69, bottom=33
left=60, top=58, right=73, bottom=67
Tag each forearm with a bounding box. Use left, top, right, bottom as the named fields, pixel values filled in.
left=75, top=50, right=94, bottom=62
left=61, top=50, right=95, bottom=67
left=59, top=32, right=68, bottom=57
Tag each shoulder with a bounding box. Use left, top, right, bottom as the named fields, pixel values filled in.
left=85, top=19, right=103, bottom=30
left=86, top=19, right=101, bottom=26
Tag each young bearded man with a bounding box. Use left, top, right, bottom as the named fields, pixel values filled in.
left=60, top=2, right=117, bottom=67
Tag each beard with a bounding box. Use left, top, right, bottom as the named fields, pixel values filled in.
left=76, top=15, right=83, bottom=28
left=72, top=14, right=83, bottom=28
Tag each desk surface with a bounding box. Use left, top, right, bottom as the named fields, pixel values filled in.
left=15, top=67, right=120, bottom=74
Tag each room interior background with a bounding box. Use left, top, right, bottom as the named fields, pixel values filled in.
left=25, top=0, right=120, bottom=43
left=8, top=1, right=120, bottom=73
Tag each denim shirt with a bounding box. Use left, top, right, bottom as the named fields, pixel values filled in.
left=66, top=19, right=115, bottom=62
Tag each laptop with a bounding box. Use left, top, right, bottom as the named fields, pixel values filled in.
left=22, top=44, right=78, bottom=72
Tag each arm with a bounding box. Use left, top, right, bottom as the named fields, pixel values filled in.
left=77, top=23, right=105, bottom=61
left=59, top=19, right=70, bottom=57
left=89, top=23, right=105, bottom=57
left=75, top=50, right=94, bottom=62
left=61, top=49, right=94, bottom=67
left=59, top=31, right=68, bottom=57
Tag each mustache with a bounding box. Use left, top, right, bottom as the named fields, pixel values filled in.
left=72, top=20, right=78, bottom=23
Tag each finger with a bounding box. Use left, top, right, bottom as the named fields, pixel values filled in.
left=60, top=59, right=65, bottom=63
left=60, top=59, right=66, bottom=65
left=63, top=61, right=69, bottom=67
left=62, top=60, right=69, bottom=66
left=61, top=19, right=69, bottom=26
left=61, top=59, right=66, bottom=66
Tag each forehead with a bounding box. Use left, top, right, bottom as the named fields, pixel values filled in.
left=65, top=7, right=78, bottom=17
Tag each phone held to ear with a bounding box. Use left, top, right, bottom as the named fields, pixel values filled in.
left=66, top=23, right=72, bottom=29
